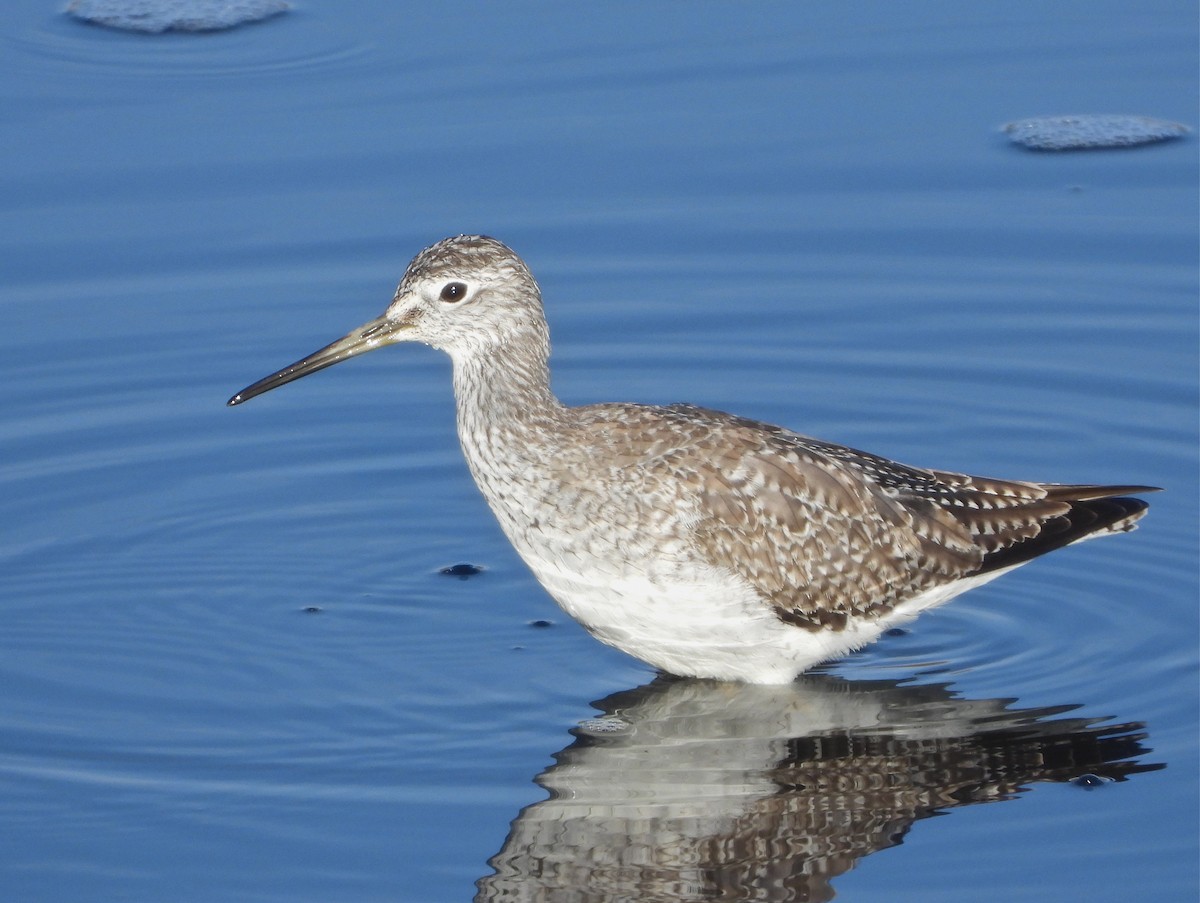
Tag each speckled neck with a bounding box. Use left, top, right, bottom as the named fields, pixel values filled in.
left=450, top=324, right=566, bottom=466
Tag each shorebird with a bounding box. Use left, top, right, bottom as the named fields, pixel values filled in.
left=229, top=235, right=1156, bottom=683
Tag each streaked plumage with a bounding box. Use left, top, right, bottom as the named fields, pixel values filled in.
left=229, top=234, right=1156, bottom=683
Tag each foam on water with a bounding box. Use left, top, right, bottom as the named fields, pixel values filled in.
left=1003, top=114, right=1190, bottom=150
left=66, top=0, right=288, bottom=34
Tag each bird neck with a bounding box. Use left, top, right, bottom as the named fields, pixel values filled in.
left=451, top=329, right=565, bottom=445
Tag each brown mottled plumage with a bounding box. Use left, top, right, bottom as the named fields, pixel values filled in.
left=229, top=235, right=1156, bottom=683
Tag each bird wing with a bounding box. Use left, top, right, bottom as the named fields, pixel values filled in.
left=658, top=405, right=1148, bottom=630
left=675, top=418, right=976, bottom=629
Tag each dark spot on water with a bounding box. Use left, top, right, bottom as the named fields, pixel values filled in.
left=1072, top=773, right=1115, bottom=790
left=884, top=627, right=909, bottom=638
left=302, top=606, right=322, bottom=614
left=528, top=619, right=554, bottom=628
left=440, top=563, right=484, bottom=579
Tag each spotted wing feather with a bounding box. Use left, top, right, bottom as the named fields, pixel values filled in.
left=659, top=405, right=1153, bottom=630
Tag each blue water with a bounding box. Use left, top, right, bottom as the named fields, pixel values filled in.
left=1, top=2, right=1196, bottom=901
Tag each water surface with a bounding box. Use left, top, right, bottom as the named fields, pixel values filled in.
left=1, top=2, right=1196, bottom=901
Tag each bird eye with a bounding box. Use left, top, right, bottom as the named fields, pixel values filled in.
left=439, top=281, right=469, bottom=302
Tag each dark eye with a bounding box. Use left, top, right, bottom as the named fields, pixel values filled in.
left=439, top=281, right=468, bottom=302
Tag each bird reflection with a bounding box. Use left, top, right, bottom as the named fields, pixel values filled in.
left=476, top=674, right=1161, bottom=902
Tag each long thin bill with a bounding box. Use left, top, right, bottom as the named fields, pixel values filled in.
left=227, top=314, right=397, bottom=406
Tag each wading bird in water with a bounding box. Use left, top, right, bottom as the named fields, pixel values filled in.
left=229, top=235, right=1155, bottom=683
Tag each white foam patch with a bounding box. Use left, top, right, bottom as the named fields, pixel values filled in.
left=66, top=0, right=289, bottom=33
left=1002, top=114, right=1189, bottom=150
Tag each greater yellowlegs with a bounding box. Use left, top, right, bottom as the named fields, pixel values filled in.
left=229, top=235, right=1156, bottom=683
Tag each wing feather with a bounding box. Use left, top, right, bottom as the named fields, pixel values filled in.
left=654, top=405, right=1152, bottom=630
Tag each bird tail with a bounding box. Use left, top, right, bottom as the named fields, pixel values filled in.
left=977, top=486, right=1157, bottom=575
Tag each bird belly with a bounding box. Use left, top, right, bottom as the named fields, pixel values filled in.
left=516, top=550, right=890, bottom=684
left=511, top=540, right=1022, bottom=683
